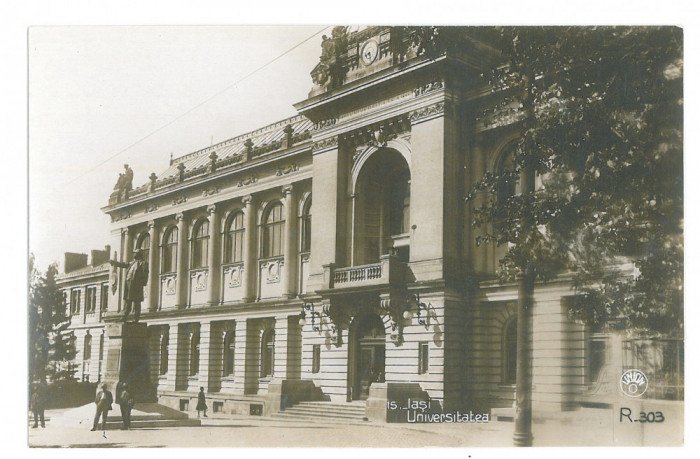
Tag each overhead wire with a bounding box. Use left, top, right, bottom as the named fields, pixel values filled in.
left=64, top=25, right=329, bottom=185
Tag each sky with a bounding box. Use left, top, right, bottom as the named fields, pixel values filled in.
left=29, top=25, right=328, bottom=270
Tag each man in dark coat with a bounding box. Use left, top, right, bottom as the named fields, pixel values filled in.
left=118, top=383, right=135, bottom=430
left=91, top=383, right=113, bottom=431
left=109, top=249, right=149, bottom=322
left=30, top=382, right=47, bottom=428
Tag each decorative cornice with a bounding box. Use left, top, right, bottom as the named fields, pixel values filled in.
left=202, top=186, right=220, bottom=197
left=172, top=195, right=188, bottom=206
left=409, top=101, right=447, bottom=124
left=276, top=163, right=299, bottom=176
left=281, top=184, right=294, bottom=195
left=111, top=211, right=132, bottom=223
left=313, top=118, right=337, bottom=131
left=312, top=137, right=338, bottom=152
left=413, top=80, right=444, bottom=97
left=237, top=176, right=257, bottom=187
left=144, top=204, right=159, bottom=214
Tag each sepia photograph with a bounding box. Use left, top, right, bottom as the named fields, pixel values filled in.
left=25, top=18, right=685, bottom=449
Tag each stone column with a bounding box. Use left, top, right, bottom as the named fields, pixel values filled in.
left=282, top=184, right=298, bottom=298
left=232, top=319, right=248, bottom=394
left=207, top=204, right=221, bottom=305
left=272, top=316, right=288, bottom=380
left=207, top=323, right=225, bottom=392
left=198, top=321, right=211, bottom=390
left=123, top=227, right=134, bottom=263
left=147, top=220, right=160, bottom=311
left=241, top=195, right=257, bottom=302
left=164, top=324, right=179, bottom=391
left=175, top=213, right=188, bottom=308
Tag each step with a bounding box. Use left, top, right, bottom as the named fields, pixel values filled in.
left=270, top=412, right=369, bottom=424
left=285, top=405, right=366, bottom=414
left=279, top=410, right=365, bottom=420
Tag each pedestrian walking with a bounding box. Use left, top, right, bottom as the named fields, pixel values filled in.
left=196, top=387, right=208, bottom=418
left=118, top=383, right=135, bottom=430
left=91, top=383, right=113, bottom=431
left=30, top=382, right=47, bottom=428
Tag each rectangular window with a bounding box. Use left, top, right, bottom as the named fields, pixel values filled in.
left=100, top=283, right=109, bottom=311
left=70, top=289, right=81, bottom=315
left=86, top=286, right=97, bottom=313
left=312, top=345, right=321, bottom=373
left=418, top=342, right=429, bottom=374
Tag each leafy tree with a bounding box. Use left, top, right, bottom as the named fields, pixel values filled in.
left=28, top=254, right=77, bottom=384
left=468, top=26, right=683, bottom=337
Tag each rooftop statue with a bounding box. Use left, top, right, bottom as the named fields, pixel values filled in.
left=108, top=164, right=134, bottom=205
left=311, top=26, right=348, bottom=89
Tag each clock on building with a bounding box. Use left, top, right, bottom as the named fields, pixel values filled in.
left=361, top=40, right=379, bottom=65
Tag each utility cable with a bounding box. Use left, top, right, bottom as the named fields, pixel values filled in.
left=65, top=25, right=329, bottom=185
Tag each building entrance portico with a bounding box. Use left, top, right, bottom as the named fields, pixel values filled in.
left=349, top=313, right=386, bottom=400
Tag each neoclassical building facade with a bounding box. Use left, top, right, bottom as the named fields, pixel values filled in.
left=90, top=27, right=609, bottom=419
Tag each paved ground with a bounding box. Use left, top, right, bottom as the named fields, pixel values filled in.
left=27, top=407, right=682, bottom=448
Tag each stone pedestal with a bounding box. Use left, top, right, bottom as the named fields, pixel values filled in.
left=104, top=322, right=153, bottom=402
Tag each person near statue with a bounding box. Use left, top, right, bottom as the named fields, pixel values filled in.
left=196, top=387, right=208, bottom=418
left=117, top=382, right=135, bottom=430
left=109, top=248, right=149, bottom=322
left=91, top=383, right=113, bottom=431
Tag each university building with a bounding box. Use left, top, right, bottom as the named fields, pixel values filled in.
left=58, top=27, right=681, bottom=422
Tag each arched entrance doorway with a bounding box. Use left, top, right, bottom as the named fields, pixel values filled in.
left=350, top=314, right=386, bottom=400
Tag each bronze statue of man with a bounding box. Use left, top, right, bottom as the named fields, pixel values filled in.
left=109, top=249, right=149, bottom=322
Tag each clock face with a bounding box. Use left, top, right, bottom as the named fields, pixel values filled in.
left=361, top=40, right=379, bottom=65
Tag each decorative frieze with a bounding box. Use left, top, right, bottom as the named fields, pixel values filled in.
left=414, top=80, right=444, bottom=97
left=144, top=204, right=159, bottom=214
left=409, top=101, right=448, bottom=124
left=111, top=211, right=132, bottom=223
left=237, top=176, right=257, bottom=187
left=474, top=97, right=525, bottom=131
left=312, top=137, right=338, bottom=152
left=276, top=163, right=299, bottom=176
left=172, top=195, right=188, bottom=206
left=313, top=118, right=337, bottom=131
left=202, top=186, right=220, bottom=197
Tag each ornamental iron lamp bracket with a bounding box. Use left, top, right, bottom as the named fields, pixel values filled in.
left=298, top=301, right=321, bottom=332
left=403, top=293, right=432, bottom=329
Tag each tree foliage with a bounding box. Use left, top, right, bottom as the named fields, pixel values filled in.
left=467, top=27, right=683, bottom=336
left=28, top=254, right=77, bottom=383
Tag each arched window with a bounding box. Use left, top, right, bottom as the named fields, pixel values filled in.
left=260, top=329, right=275, bottom=378
left=83, top=333, right=92, bottom=361
left=262, top=203, right=284, bottom=258
left=496, top=145, right=520, bottom=205
left=136, top=232, right=150, bottom=263
left=189, top=331, right=200, bottom=376
left=160, top=331, right=169, bottom=375
left=223, top=330, right=235, bottom=376
left=192, top=219, right=209, bottom=268
left=300, top=197, right=312, bottom=253
left=161, top=226, right=178, bottom=273
left=503, top=317, right=518, bottom=385
left=224, top=212, right=245, bottom=263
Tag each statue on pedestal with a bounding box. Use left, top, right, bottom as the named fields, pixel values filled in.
left=109, top=248, right=149, bottom=322
left=108, top=164, right=135, bottom=204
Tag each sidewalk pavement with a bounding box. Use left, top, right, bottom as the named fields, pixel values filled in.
left=28, top=407, right=674, bottom=447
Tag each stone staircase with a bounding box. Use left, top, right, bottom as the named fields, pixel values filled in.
left=271, top=401, right=369, bottom=424
left=53, top=402, right=201, bottom=430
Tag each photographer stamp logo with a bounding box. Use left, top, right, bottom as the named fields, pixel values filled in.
left=620, top=369, right=648, bottom=397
